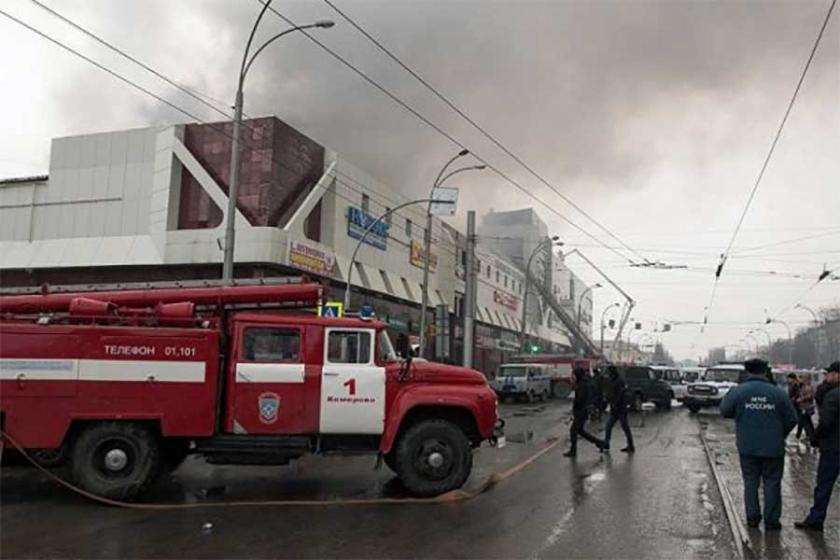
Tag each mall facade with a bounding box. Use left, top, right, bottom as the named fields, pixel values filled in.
left=0, top=116, right=594, bottom=376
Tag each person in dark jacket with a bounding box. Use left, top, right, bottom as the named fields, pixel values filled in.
left=563, top=368, right=606, bottom=457
left=795, top=363, right=840, bottom=532
left=815, top=360, right=839, bottom=409
left=603, top=366, right=634, bottom=453
left=795, top=373, right=817, bottom=442
left=590, top=369, right=606, bottom=420
left=720, top=358, right=798, bottom=531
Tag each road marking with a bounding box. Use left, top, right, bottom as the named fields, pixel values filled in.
left=531, top=466, right=607, bottom=559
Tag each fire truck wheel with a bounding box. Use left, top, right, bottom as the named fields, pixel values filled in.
left=71, top=423, right=161, bottom=501
left=383, top=452, right=397, bottom=474
left=394, top=419, right=472, bottom=497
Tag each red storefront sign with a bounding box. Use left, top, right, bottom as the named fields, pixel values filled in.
left=493, top=290, right=519, bottom=312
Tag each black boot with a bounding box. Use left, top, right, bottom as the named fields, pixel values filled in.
left=563, top=449, right=576, bottom=457
left=621, top=446, right=635, bottom=453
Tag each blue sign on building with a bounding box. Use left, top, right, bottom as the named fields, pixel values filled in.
left=347, top=206, right=389, bottom=250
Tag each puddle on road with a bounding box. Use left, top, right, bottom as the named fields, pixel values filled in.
left=505, top=431, right=535, bottom=444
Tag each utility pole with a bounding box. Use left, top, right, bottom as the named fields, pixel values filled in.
left=463, top=211, right=477, bottom=368
left=600, top=302, right=620, bottom=358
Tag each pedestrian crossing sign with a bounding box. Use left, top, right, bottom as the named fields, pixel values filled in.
left=318, top=301, right=344, bottom=318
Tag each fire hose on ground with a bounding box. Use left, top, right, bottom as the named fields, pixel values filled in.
left=0, top=428, right=565, bottom=510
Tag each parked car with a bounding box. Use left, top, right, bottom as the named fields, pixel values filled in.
left=651, top=365, right=688, bottom=402
left=684, top=364, right=744, bottom=413
left=623, top=365, right=674, bottom=411
left=490, top=364, right=552, bottom=403
left=681, top=367, right=704, bottom=383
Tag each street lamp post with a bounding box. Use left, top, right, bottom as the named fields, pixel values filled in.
left=795, top=303, right=821, bottom=365
left=740, top=337, right=754, bottom=355
left=766, top=318, right=793, bottom=365
left=343, top=198, right=452, bottom=312
left=417, top=151, right=484, bottom=358
left=795, top=303, right=820, bottom=324
left=745, top=332, right=761, bottom=357
left=639, top=333, right=655, bottom=362
left=518, top=236, right=561, bottom=351
left=751, top=328, right=773, bottom=359
left=600, top=302, right=621, bottom=357
left=222, top=0, right=334, bottom=282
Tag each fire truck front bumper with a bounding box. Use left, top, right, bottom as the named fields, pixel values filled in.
left=489, top=418, right=506, bottom=448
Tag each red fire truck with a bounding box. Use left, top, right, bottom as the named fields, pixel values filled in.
left=0, top=280, right=501, bottom=500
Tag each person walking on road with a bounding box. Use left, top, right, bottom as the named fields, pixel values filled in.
left=563, top=367, right=607, bottom=457
left=795, top=373, right=816, bottom=443
left=720, top=358, right=798, bottom=531
left=603, top=366, right=635, bottom=453
left=787, top=372, right=801, bottom=423
left=796, top=362, right=840, bottom=532
left=815, top=361, right=839, bottom=409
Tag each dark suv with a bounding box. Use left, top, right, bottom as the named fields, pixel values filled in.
left=623, top=365, right=674, bottom=411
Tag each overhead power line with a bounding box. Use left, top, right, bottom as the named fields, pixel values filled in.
left=718, top=0, right=836, bottom=269
left=27, top=0, right=232, bottom=118
left=25, top=0, right=456, bottom=236
left=706, top=0, right=836, bottom=324
left=257, top=1, right=637, bottom=266
left=6, top=3, right=462, bottom=247
left=320, top=0, right=650, bottom=266
left=0, top=8, right=477, bottom=265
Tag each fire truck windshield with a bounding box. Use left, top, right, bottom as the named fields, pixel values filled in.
left=378, top=330, right=398, bottom=362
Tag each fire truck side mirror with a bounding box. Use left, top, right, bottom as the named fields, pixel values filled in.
left=398, top=353, right=413, bottom=382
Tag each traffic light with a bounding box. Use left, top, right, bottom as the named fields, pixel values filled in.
left=530, top=343, right=540, bottom=354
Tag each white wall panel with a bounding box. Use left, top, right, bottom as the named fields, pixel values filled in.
left=103, top=200, right=123, bottom=236
left=121, top=195, right=139, bottom=235
left=109, top=131, right=128, bottom=165
left=95, top=132, right=111, bottom=164
left=127, top=129, right=146, bottom=164
left=79, top=135, right=96, bottom=167
left=124, top=162, right=143, bottom=199
left=49, top=137, right=68, bottom=170
left=77, top=167, right=94, bottom=200
left=135, top=195, right=151, bottom=235
left=57, top=203, right=74, bottom=237
left=91, top=165, right=109, bottom=199
left=72, top=203, right=91, bottom=238
left=106, top=162, right=125, bottom=198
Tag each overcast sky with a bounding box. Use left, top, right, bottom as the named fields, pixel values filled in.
left=1, top=0, right=838, bottom=360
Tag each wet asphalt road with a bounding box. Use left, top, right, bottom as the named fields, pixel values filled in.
left=2, top=402, right=738, bottom=559
left=701, top=412, right=840, bottom=560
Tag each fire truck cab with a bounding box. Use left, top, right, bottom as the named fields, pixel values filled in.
left=0, top=282, right=501, bottom=500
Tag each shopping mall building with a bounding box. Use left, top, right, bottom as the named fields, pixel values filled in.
left=0, top=116, right=594, bottom=376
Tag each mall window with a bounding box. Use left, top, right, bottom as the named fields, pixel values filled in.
left=504, top=275, right=508, bottom=288
left=486, top=265, right=491, bottom=278
left=384, top=207, right=391, bottom=226
left=406, top=219, right=412, bottom=237
left=496, top=270, right=500, bottom=283
left=362, top=194, right=370, bottom=214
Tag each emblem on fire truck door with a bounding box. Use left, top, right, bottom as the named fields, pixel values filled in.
left=258, top=392, right=280, bottom=424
